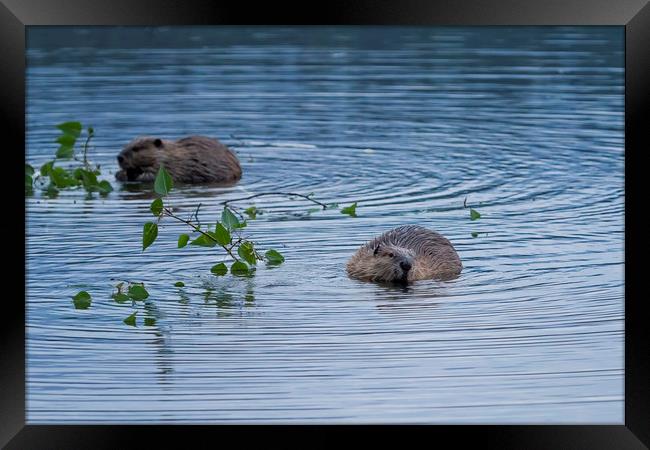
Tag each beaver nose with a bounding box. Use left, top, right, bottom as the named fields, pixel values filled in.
left=400, top=261, right=412, bottom=272
left=117, top=155, right=124, bottom=164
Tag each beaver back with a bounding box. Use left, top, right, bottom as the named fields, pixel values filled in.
left=161, top=136, right=242, bottom=183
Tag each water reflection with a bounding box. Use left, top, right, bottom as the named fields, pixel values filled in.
left=198, top=277, right=258, bottom=317
left=142, top=300, right=175, bottom=379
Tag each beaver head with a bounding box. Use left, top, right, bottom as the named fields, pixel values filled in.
left=366, top=243, right=415, bottom=283
left=116, top=137, right=167, bottom=180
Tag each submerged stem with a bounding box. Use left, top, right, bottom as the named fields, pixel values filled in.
left=82, top=130, right=93, bottom=169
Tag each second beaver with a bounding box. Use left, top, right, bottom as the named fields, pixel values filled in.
left=346, top=225, right=462, bottom=284
left=115, top=135, right=242, bottom=184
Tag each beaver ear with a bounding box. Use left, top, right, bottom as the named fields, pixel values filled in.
left=373, top=244, right=381, bottom=256
left=154, top=138, right=163, bottom=148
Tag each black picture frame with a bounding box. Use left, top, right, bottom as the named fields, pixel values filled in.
left=3, top=0, right=648, bottom=448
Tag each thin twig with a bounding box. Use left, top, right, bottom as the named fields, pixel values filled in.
left=226, top=236, right=244, bottom=255
left=163, top=207, right=240, bottom=262
left=222, top=192, right=328, bottom=210
left=188, top=202, right=202, bottom=228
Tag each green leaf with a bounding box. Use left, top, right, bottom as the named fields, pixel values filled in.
left=340, top=202, right=358, bottom=217
left=470, top=208, right=481, bottom=221
left=127, top=284, right=149, bottom=301
left=144, top=317, right=156, bottom=326
left=40, top=160, right=54, bottom=176
left=43, top=183, right=59, bottom=197
left=154, top=165, right=173, bottom=196
left=265, top=249, right=285, bottom=265
left=79, top=169, right=99, bottom=188
left=243, top=206, right=258, bottom=219
left=48, top=167, right=66, bottom=187
left=221, top=207, right=240, bottom=230
left=174, top=281, right=185, bottom=287
left=142, top=222, right=158, bottom=251
left=97, top=180, right=113, bottom=194
left=190, top=232, right=218, bottom=247
left=214, top=222, right=231, bottom=246
left=72, top=167, right=84, bottom=180
left=44, top=183, right=59, bottom=197
left=72, top=291, right=92, bottom=309
left=25, top=164, right=35, bottom=177
left=230, top=261, right=249, bottom=276
left=471, top=232, right=479, bottom=238
left=178, top=234, right=190, bottom=248
left=123, top=311, right=137, bottom=327
left=49, top=167, right=79, bottom=188
left=112, top=292, right=130, bottom=303
left=150, top=198, right=163, bottom=216
left=56, top=121, right=82, bottom=137
left=25, top=174, right=33, bottom=189
left=210, top=262, right=228, bottom=276
left=238, top=241, right=257, bottom=265
left=55, top=145, right=74, bottom=159
left=56, top=134, right=77, bottom=146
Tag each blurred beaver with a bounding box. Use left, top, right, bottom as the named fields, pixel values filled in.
left=115, top=135, right=242, bottom=184
left=346, top=225, right=462, bottom=284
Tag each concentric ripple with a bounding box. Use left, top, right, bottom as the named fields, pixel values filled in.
left=26, top=27, right=624, bottom=424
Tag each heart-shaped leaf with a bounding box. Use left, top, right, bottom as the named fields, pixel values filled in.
left=72, top=291, right=92, bottom=309
left=154, top=165, right=173, bottom=196
left=142, top=222, right=158, bottom=251
left=150, top=198, right=163, bottom=216
left=210, top=262, right=228, bottom=276
left=265, top=249, right=285, bottom=265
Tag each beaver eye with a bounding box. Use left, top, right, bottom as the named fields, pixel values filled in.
left=388, top=253, right=394, bottom=257
left=132, top=146, right=141, bottom=152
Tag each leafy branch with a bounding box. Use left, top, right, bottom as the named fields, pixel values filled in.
left=26, top=121, right=112, bottom=197
left=142, top=166, right=285, bottom=277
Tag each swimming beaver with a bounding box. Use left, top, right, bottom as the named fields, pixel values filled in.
left=115, top=135, right=242, bottom=184
left=346, top=225, right=462, bottom=283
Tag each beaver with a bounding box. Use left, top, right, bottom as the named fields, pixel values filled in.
left=115, top=135, right=242, bottom=184
left=346, top=225, right=462, bottom=283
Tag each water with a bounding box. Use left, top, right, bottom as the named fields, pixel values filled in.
left=25, top=27, right=624, bottom=423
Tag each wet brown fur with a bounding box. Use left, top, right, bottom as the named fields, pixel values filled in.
left=115, top=135, right=242, bottom=184
left=346, top=225, right=462, bottom=283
